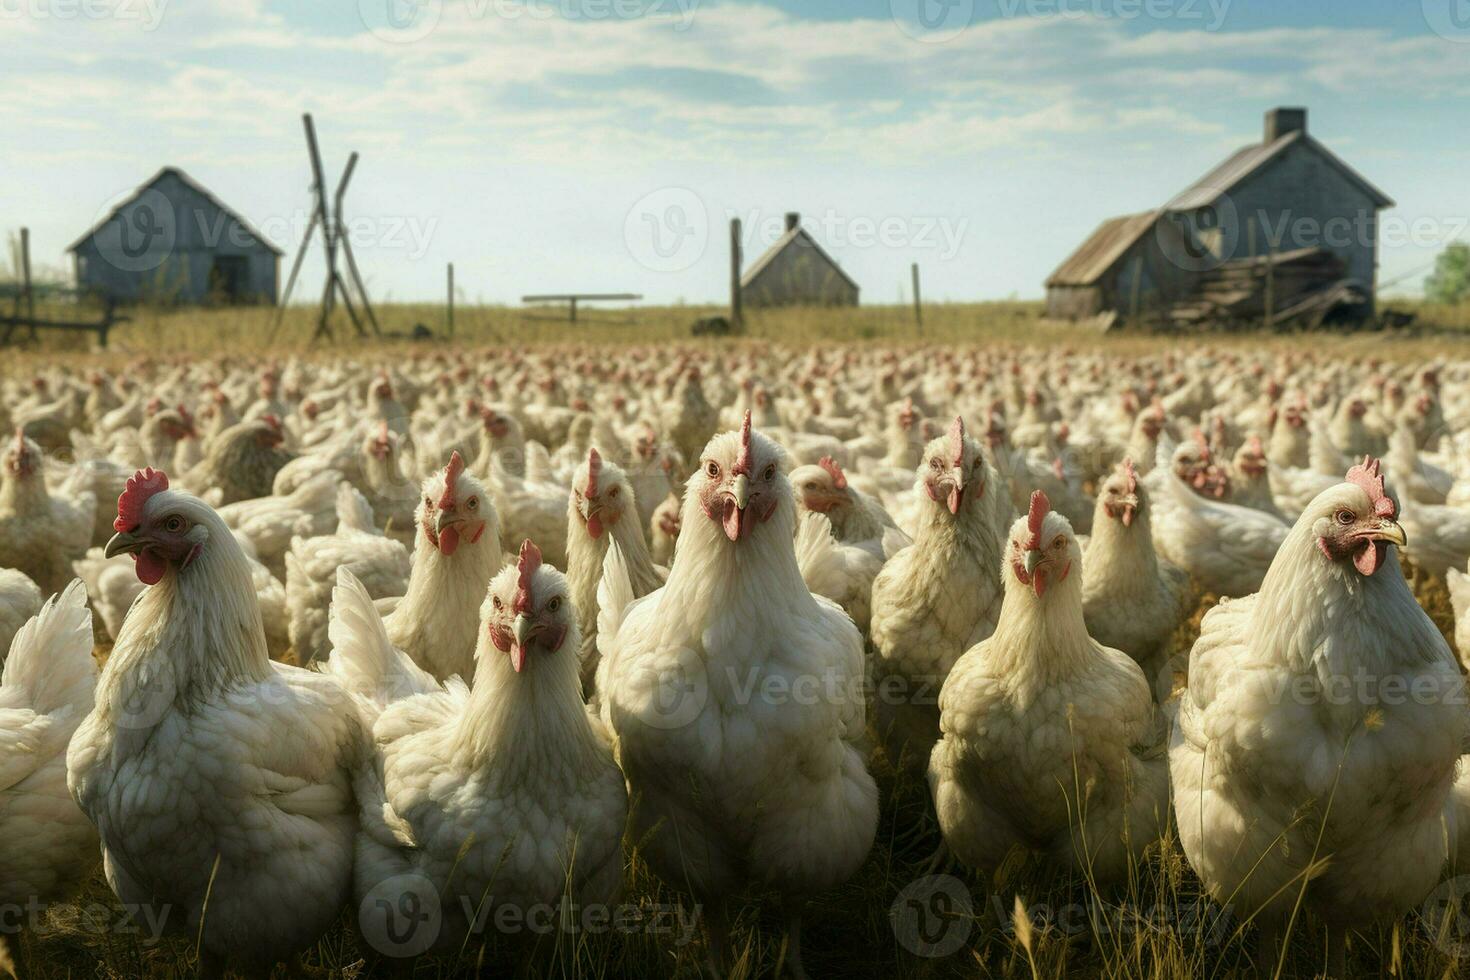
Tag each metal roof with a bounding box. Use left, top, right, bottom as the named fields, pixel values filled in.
left=68, top=166, right=284, bottom=255
left=1045, top=210, right=1160, bottom=288
left=740, top=226, right=859, bottom=291
left=1166, top=131, right=1394, bottom=212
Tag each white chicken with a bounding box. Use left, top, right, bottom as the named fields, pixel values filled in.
left=285, top=483, right=412, bottom=665
left=930, top=491, right=1169, bottom=883
left=383, top=451, right=503, bottom=682
left=67, top=468, right=366, bottom=975
left=0, top=431, right=96, bottom=596
left=868, top=417, right=1011, bottom=768
left=331, top=544, right=627, bottom=960
left=1, top=580, right=100, bottom=970
left=596, top=413, right=877, bottom=977
left=0, top=567, right=43, bottom=664
left=1171, top=457, right=1463, bottom=976
left=564, top=448, right=665, bottom=694
left=1081, top=459, right=1190, bottom=701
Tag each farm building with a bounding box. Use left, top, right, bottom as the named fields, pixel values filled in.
left=1046, top=108, right=1394, bottom=323
left=740, top=213, right=859, bottom=308
left=69, top=167, right=281, bottom=305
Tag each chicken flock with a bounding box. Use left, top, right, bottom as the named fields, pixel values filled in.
left=1, top=347, right=1470, bottom=977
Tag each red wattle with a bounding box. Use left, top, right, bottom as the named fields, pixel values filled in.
left=135, top=551, right=166, bottom=585
left=438, top=526, right=460, bottom=556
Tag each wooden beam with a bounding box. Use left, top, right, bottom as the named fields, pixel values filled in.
left=910, top=262, right=923, bottom=335
left=446, top=262, right=454, bottom=338
left=730, top=217, right=743, bottom=332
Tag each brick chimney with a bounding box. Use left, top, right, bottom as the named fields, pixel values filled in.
left=784, top=212, right=800, bottom=234
left=1265, top=107, right=1307, bottom=142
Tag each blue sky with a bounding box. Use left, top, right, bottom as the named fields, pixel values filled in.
left=2, top=0, right=1466, bottom=304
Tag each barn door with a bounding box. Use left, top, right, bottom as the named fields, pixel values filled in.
left=209, top=255, right=250, bottom=303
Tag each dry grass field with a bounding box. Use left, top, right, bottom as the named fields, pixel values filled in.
left=5, top=300, right=1470, bottom=980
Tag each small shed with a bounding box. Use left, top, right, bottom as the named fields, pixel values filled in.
left=69, top=167, right=281, bottom=305
left=1047, top=108, right=1394, bottom=321
left=740, top=213, right=859, bottom=308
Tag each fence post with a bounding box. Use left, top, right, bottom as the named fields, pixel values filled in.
left=911, top=262, right=923, bottom=336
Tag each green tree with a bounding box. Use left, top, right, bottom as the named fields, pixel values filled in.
left=1425, top=243, right=1470, bottom=304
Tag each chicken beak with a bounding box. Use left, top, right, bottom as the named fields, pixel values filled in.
left=105, top=529, right=143, bottom=558
left=1023, top=549, right=1043, bottom=576
left=1368, top=519, right=1408, bottom=548
left=513, top=613, right=533, bottom=654
left=951, top=465, right=965, bottom=495
left=731, top=473, right=750, bottom=510
left=578, top=496, right=596, bottom=521
left=435, top=509, right=462, bottom=535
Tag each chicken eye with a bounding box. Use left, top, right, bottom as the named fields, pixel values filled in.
left=705, top=460, right=721, bottom=479
left=1336, top=510, right=1355, bottom=525
left=492, top=595, right=502, bottom=610
left=763, top=463, right=776, bottom=481
left=608, top=486, right=620, bottom=498
left=164, top=515, right=185, bottom=533
left=424, top=496, right=433, bottom=508
left=1053, top=535, right=1066, bottom=550
left=547, top=596, right=562, bottom=613
left=930, top=457, right=943, bottom=471
left=467, top=497, right=479, bottom=510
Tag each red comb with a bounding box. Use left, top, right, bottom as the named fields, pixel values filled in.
left=732, top=410, right=753, bottom=477
left=1192, top=428, right=1211, bottom=460
left=262, top=413, right=281, bottom=434
left=585, top=447, right=602, bottom=498
left=115, top=468, right=169, bottom=532
left=1121, top=457, right=1138, bottom=494
left=1346, top=456, right=1396, bottom=519
left=439, top=451, right=465, bottom=511
left=818, top=456, right=846, bottom=490
left=11, top=428, right=22, bottom=454
left=513, top=539, right=541, bottom=614
left=947, top=416, right=966, bottom=467
left=1026, top=490, right=1050, bottom=550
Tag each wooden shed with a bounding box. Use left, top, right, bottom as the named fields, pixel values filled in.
left=740, top=213, right=859, bottom=308
left=69, top=167, right=281, bottom=306
left=1047, top=108, right=1394, bottom=321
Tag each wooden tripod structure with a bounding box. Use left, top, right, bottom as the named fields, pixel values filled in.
left=268, top=113, right=381, bottom=344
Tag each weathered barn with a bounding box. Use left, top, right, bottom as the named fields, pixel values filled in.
left=740, top=213, right=859, bottom=308
left=1046, top=108, right=1394, bottom=321
left=69, top=167, right=281, bottom=305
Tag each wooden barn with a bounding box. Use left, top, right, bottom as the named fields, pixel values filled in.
left=740, top=213, right=859, bottom=308
left=1046, top=108, right=1394, bottom=323
left=69, top=167, right=280, bottom=305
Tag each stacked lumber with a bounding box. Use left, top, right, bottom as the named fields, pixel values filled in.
left=1164, top=247, right=1369, bottom=330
